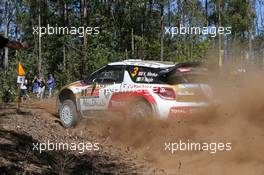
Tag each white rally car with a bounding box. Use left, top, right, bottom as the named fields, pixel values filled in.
left=57, top=59, right=213, bottom=128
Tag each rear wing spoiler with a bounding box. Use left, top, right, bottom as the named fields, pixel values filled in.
left=159, top=61, right=207, bottom=77
left=175, top=62, right=202, bottom=69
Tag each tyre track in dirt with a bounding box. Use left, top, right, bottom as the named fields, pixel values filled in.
left=0, top=101, right=162, bottom=175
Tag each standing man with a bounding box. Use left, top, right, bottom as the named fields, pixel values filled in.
left=32, top=75, right=40, bottom=97
left=20, top=79, right=29, bottom=103
left=0, top=35, right=29, bottom=50
left=47, top=74, right=55, bottom=98
left=38, top=76, right=46, bottom=100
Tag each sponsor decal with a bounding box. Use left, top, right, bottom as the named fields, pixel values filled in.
left=136, top=77, right=143, bottom=82
left=81, top=98, right=105, bottom=106
left=138, top=71, right=144, bottom=76
left=170, top=107, right=191, bottom=116
left=137, top=71, right=158, bottom=77
left=136, top=77, right=154, bottom=83
left=103, top=88, right=112, bottom=99
left=146, top=72, right=158, bottom=77
left=81, top=87, right=100, bottom=97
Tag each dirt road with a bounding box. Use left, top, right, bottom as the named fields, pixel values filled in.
left=0, top=100, right=159, bottom=175
left=1, top=72, right=264, bottom=175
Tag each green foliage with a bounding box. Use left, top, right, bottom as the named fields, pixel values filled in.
left=0, top=0, right=262, bottom=102
left=0, top=61, right=18, bottom=103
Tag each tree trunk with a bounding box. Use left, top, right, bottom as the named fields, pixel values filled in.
left=205, top=0, right=208, bottom=27
left=160, top=1, right=164, bottom=61
left=83, top=0, right=88, bottom=49
left=63, top=1, right=68, bottom=69
left=248, top=0, right=254, bottom=63
left=131, top=28, right=135, bottom=55
left=168, top=0, right=171, bottom=26
left=38, top=1, right=42, bottom=76
left=4, top=22, right=9, bottom=69
left=218, top=0, right=222, bottom=68
left=4, top=0, right=9, bottom=69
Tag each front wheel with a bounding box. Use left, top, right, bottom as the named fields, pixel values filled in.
left=59, top=100, right=80, bottom=128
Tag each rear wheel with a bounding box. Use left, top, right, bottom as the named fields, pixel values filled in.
left=129, top=100, right=152, bottom=118
left=59, top=100, right=80, bottom=128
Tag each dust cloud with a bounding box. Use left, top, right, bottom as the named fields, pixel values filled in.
left=78, top=66, right=264, bottom=175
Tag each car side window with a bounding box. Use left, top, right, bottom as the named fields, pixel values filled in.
left=127, top=66, right=163, bottom=84
left=88, top=66, right=124, bottom=84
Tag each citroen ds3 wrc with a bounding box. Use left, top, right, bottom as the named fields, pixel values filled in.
left=56, top=59, right=213, bottom=128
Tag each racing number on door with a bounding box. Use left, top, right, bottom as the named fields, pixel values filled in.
left=131, top=67, right=139, bottom=77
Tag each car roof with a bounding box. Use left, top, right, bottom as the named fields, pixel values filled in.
left=108, top=59, right=176, bottom=69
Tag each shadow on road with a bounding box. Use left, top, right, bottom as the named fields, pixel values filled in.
left=0, top=129, right=135, bottom=175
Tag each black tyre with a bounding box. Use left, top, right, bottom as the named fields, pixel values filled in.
left=59, top=100, right=80, bottom=128
left=129, top=100, right=152, bottom=118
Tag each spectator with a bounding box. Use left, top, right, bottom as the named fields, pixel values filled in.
left=47, top=74, right=55, bottom=98
left=38, top=77, right=46, bottom=100
left=32, top=76, right=40, bottom=97
left=20, top=79, right=29, bottom=103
